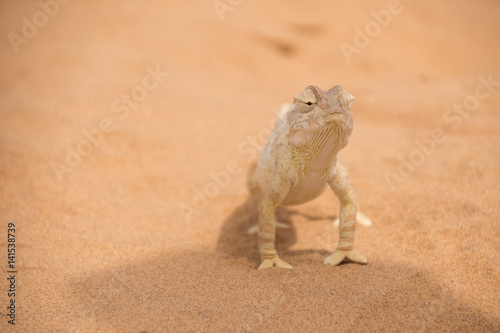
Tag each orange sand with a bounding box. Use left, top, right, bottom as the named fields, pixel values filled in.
left=1, top=0, right=499, bottom=332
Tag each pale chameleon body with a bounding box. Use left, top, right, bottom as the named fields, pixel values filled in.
left=248, top=85, right=371, bottom=269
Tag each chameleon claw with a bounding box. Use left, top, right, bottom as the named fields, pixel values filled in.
left=324, top=250, right=367, bottom=266
left=258, top=257, right=293, bottom=269
left=323, top=251, right=346, bottom=266
left=345, top=251, right=368, bottom=264
left=247, top=225, right=259, bottom=235
left=275, top=221, right=290, bottom=229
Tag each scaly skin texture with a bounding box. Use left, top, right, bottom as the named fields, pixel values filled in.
left=248, top=85, right=370, bottom=269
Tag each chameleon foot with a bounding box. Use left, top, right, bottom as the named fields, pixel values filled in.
left=247, top=221, right=290, bottom=235
left=324, top=250, right=367, bottom=266
left=258, top=257, right=293, bottom=269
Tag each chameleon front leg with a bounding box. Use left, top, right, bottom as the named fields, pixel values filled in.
left=257, top=188, right=293, bottom=269
left=324, top=166, right=367, bottom=266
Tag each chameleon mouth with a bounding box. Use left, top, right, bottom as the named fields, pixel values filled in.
left=309, top=111, right=349, bottom=128
left=322, top=112, right=344, bottom=124
left=294, top=112, right=348, bottom=130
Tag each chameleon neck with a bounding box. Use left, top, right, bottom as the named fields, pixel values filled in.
left=290, top=124, right=346, bottom=176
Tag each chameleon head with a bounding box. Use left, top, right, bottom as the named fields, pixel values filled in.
left=286, top=85, right=355, bottom=149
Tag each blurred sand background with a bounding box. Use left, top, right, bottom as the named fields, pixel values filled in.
left=1, top=0, right=499, bottom=332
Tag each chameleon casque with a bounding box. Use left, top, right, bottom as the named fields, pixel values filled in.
left=248, top=85, right=371, bottom=269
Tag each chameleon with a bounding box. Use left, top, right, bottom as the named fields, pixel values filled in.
left=247, top=85, right=371, bottom=269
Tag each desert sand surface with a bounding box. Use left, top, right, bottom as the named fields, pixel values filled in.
left=1, top=0, right=499, bottom=332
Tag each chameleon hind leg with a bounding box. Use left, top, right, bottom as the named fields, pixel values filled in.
left=247, top=220, right=289, bottom=235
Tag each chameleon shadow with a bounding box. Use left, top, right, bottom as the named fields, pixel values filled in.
left=67, top=249, right=498, bottom=332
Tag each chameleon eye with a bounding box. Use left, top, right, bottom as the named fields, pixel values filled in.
left=298, top=100, right=315, bottom=113
left=295, top=88, right=317, bottom=113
